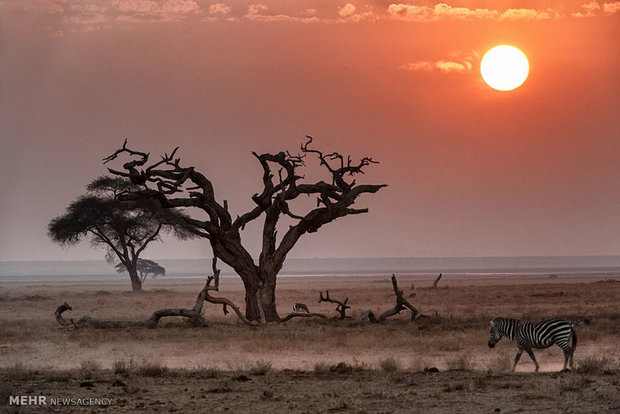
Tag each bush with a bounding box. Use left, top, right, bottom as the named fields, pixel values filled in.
left=313, top=362, right=331, bottom=374
left=378, top=357, right=401, bottom=372
left=445, top=354, right=475, bottom=371
left=248, top=360, right=272, bottom=376
left=486, top=353, right=512, bottom=372
left=113, top=358, right=135, bottom=376
left=576, top=356, right=617, bottom=374
left=136, top=361, right=169, bottom=377
left=0, top=363, right=38, bottom=381
left=79, top=360, right=101, bottom=380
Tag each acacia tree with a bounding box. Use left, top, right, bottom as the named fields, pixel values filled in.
left=104, top=137, right=386, bottom=321
left=48, top=176, right=187, bottom=292
left=115, top=258, right=166, bottom=284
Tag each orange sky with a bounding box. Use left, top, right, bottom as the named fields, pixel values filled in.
left=0, top=1, right=618, bottom=260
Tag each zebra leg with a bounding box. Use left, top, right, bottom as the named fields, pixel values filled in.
left=512, top=348, right=524, bottom=371
left=523, top=348, right=540, bottom=372
left=563, top=347, right=575, bottom=371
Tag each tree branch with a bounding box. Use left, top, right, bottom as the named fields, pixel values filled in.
left=318, top=290, right=351, bottom=320
left=360, top=275, right=421, bottom=323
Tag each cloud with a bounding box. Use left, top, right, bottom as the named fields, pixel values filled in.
left=572, top=1, right=600, bottom=17
left=387, top=3, right=552, bottom=22
left=209, top=3, right=231, bottom=16
left=338, top=3, right=357, bottom=18
left=244, top=3, right=321, bottom=23
left=500, top=8, right=552, bottom=21
left=246, top=3, right=268, bottom=18
left=603, top=2, right=620, bottom=13
left=5, top=0, right=616, bottom=34
left=435, top=60, right=472, bottom=72
left=1, top=0, right=67, bottom=14
left=401, top=57, right=473, bottom=73
left=572, top=1, right=620, bottom=17
left=113, top=0, right=200, bottom=17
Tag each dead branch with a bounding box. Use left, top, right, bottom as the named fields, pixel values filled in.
left=359, top=274, right=420, bottom=323
left=280, top=312, right=328, bottom=322
left=201, top=258, right=254, bottom=325
left=104, top=138, right=386, bottom=323
left=318, top=290, right=351, bottom=320
left=54, top=257, right=255, bottom=329
left=431, top=273, right=442, bottom=289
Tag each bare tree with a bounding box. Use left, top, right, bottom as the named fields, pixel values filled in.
left=104, top=137, right=386, bottom=322
left=48, top=176, right=190, bottom=292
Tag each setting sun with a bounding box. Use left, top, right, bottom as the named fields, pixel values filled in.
left=480, top=45, right=529, bottom=91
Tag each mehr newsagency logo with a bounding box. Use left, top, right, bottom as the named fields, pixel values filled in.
left=9, top=395, right=113, bottom=406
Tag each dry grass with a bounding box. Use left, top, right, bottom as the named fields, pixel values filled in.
left=576, top=355, right=618, bottom=374
left=485, top=352, right=513, bottom=372
left=378, top=356, right=401, bottom=372
left=1, top=275, right=619, bottom=374
left=445, top=354, right=476, bottom=371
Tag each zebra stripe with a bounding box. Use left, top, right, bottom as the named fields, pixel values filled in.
left=488, top=317, right=576, bottom=372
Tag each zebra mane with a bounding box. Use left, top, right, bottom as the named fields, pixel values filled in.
left=492, top=317, right=521, bottom=325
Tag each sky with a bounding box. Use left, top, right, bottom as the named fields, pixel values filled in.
left=0, top=0, right=619, bottom=261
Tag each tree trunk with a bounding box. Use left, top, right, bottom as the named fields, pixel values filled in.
left=242, top=269, right=279, bottom=323
left=127, top=266, right=143, bottom=292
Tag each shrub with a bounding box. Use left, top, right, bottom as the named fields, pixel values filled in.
left=1, top=363, right=38, bottom=381
left=445, top=354, right=475, bottom=371
left=248, top=360, right=272, bottom=376
left=378, top=357, right=401, bottom=372
left=486, top=353, right=512, bottom=372
left=113, top=358, right=135, bottom=376
left=78, top=360, right=101, bottom=380
left=313, top=362, right=331, bottom=374
left=576, top=356, right=617, bottom=374
left=136, top=361, right=169, bottom=377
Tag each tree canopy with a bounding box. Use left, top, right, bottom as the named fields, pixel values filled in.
left=48, top=176, right=190, bottom=291
left=115, top=259, right=166, bottom=283
left=104, top=137, right=385, bottom=319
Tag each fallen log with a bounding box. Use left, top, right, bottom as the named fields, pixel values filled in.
left=54, top=258, right=254, bottom=329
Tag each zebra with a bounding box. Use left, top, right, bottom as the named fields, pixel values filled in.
left=488, top=317, right=577, bottom=372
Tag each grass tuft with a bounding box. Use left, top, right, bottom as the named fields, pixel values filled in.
left=113, top=357, right=136, bottom=376
left=78, top=360, right=101, bottom=380
left=313, top=362, right=331, bottom=374
left=378, top=357, right=401, bottom=372
left=576, top=356, right=617, bottom=374
left=248, top=360, right=272, bottom=376
left=136, top=361, right=169, bottom=377
left=0, top=362, right=39, bottom=381
left=445, top=354, right=475, bottom=371
left=485, top=353, right=512, bottom=372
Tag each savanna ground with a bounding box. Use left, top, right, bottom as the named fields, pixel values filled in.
left=1, top=272, right=619, bottom=412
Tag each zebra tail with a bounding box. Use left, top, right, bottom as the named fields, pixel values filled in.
left=571, top=327, right=577, bottom=350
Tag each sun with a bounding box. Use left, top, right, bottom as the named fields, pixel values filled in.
left=480, top=45, right=529, bottom=91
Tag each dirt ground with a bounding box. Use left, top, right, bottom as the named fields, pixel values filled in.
left=3, top=368, right=620, bottom=413
left=1, top=272, right=619, bottom=412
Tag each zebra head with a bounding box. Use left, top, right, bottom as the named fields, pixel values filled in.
left=488, top=319, right=503, bottom=348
